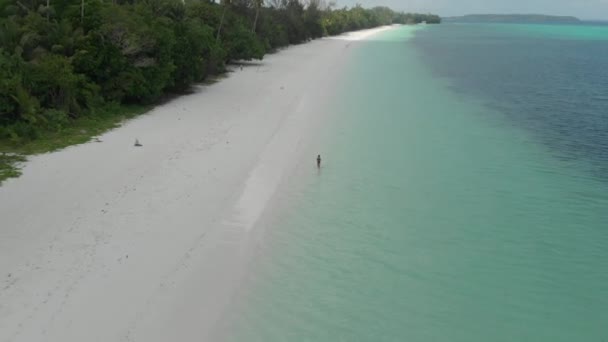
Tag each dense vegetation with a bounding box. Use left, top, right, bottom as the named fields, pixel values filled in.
left=444, top=14, right=580, bottom=24
left=0, top=0, right=439, bottom=182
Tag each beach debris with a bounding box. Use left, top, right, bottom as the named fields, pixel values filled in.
left=94, top=137, right=102, bottom=143
left=134, top=139, right=142, bottom=147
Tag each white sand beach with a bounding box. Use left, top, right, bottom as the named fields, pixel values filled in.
left=0, top=26, right=391, bottom=342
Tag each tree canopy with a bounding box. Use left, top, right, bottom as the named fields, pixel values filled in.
left=0, top=0, right=440, bottom=142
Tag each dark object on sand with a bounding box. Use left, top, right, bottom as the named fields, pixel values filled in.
left=134, top=139, right=142, bottom=147
left=317, top=154, right=321, bottom=168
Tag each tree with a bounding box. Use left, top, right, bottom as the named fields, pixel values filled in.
left=303, top=0, right=323, bottom=38
left=0, top=0, right=441, bottom=144
left=0, top=50, right=27, bottom=124
left=216, top=0, right=230, bottom=41
left=171, top=18, right=215, bottom=90
left=252, top=0, right=261, bottom=32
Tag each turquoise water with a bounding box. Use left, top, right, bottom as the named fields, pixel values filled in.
left=224, top=26, right=608, bottom=341
left=448, top=22, right=608, bottom=40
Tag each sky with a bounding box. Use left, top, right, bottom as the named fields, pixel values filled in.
left=336, top=0, right=608, bottom=20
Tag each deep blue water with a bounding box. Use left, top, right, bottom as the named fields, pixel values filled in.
left=413, top=23, right=608, bottom=179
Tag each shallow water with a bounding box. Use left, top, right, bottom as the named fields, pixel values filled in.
left=224, top=25, right=608, bottom=341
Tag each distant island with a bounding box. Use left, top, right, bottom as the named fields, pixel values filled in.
left=444, top=14, right=581, bottom=24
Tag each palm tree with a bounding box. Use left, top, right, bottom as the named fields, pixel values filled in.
left=252, top=0, right=263, bottom=33
left=216, top=0, right=231, bottom=42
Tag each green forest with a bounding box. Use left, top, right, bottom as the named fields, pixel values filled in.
left=0, top=0, right=440, bottom=181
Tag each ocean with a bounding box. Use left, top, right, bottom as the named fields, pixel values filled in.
left=222, top=24, right=608, bottom=341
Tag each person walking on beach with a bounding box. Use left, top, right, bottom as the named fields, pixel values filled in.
left=316, top=154, right=322, bottom=168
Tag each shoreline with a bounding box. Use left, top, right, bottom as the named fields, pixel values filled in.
left=0, top=24, right=398, bottom=185
left=0, top=26, right=393, bottom=342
